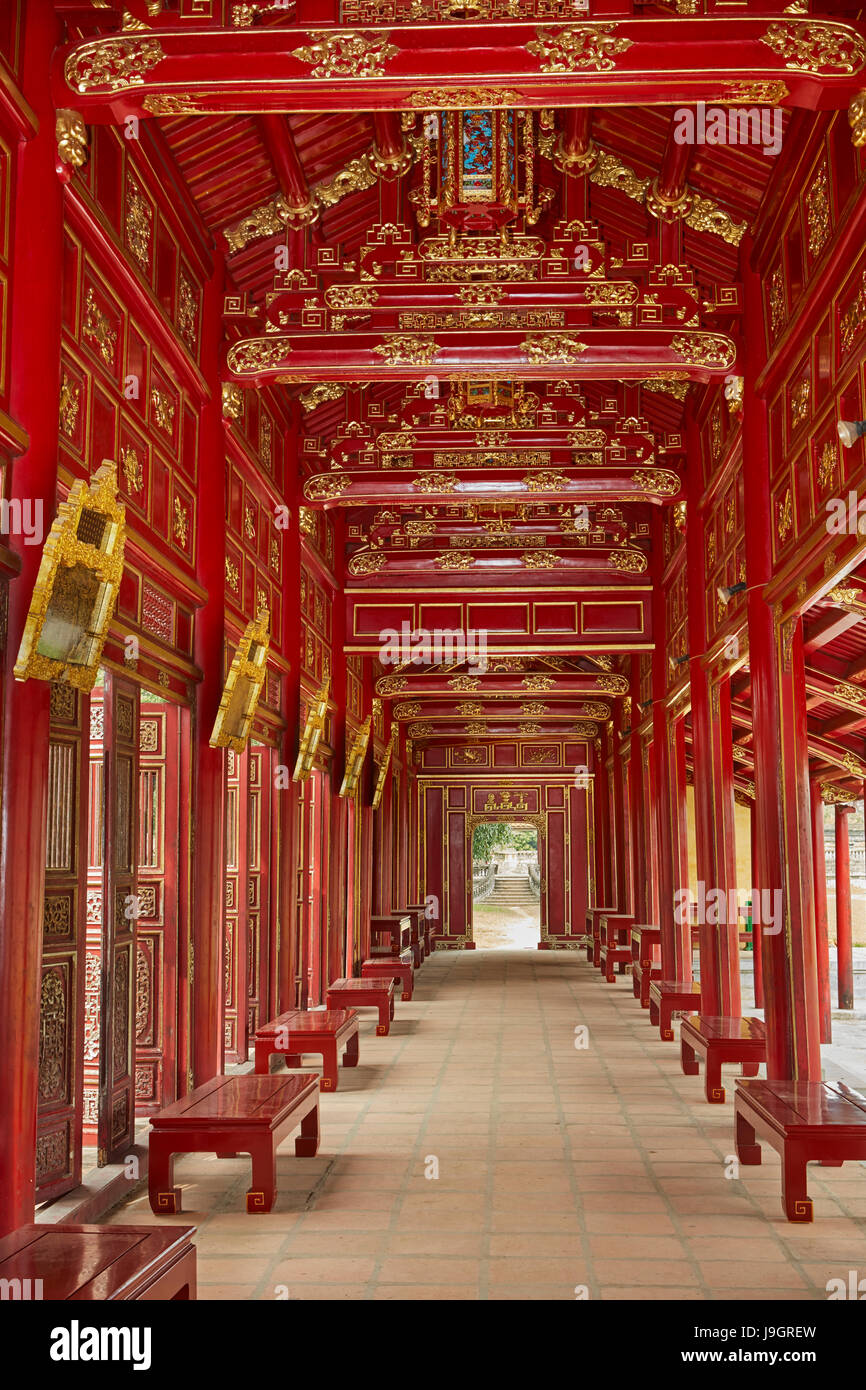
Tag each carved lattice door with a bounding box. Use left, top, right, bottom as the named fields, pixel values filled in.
left=35, top=683, right=89, bottom=1201
left=135, top=695, right=182, bottom=1114
left=97, top=672, right=140, bottom=1163
left=224, top=747, right=248, bottom=1064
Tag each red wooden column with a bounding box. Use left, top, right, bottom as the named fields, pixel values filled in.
left=628, top=659, right=648, bottom=923
left=650, top=512, right=691, bottom=979
left=592, top=731, right=613, bottom=907
left=749, top=798, right=764, bottom=1009
left=278, top=402, right=303, bottom=1013
left=609, top=704, right=629, bottom=912
left=810, top=782, right=832, bottom=1040
left=0, top=0, right=63, bottom=1236
left=742, top=245, right=821, bottom=1082
left=191, top=250, right=227, bottom=1086
left=834, top=802, right=855, bottom=1011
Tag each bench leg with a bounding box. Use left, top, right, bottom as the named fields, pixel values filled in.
left=254, top=1041, right=271, bottom=1075
left=659, top=1000, right=674, bottom=1042
left=149, top=1133, right=182, bottom=1215
left=741, top=1061, right=761, bottom=1078
left=295, top=1101, right=320, bottom=1158
left=280, top=1053, right=302, bottom=1068
left=781, top=1142, right=812, bottom=1222
left=735, top=1110, right=761, bottom=1166
left=344, top=1030, right=360, bottom=1068
left=705, top=1051, right=725, bottom=1104
left=246, top=1135, right=276, bottom=1213
left=632, top=971, right=640, bottom=999
left=649, top=995, right=659, bottom=1028
left=681, top=1036, right=699, bottom=1077
left=319, top=1040, right=339, bottom=1092
left=401, top=971, right=413, bottom=1001
left=376, top=1000, right=391, bottom=1035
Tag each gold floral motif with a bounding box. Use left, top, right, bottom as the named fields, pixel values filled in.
left=527, top=24, right=632, bottom=73
left=373, top=334, right=439, bottom=365
left=172, top=496, right=189, bottom=548
left=777, top=487, right=793, bottom=544
left=305, top=473, right=352, bottom=501
left=378, top=430, right=416, bottom=451
left=522, top=675, right=556, bottom=692
left=832, top=681, right=865, bottom=705
left=642, top=377, right=690, bottom=402
left=461, top=702, right=485, bottom=716
left=519, top=722, right=543, bottom=735
left=83, top=288, right=116, bottom=367
left=125, top=179, right=151, bottom=270
left=408, top=722, right=434, bottom=737
left=523, top=471, right=570, bottom=492
left=407, top=88, right=524, bottom=108
left=840, top=271, right=866, bottom=354
left=326, top=285, right=379, bottom=311
left=588, top=148, right=649, bottom=202
left=521, top=702, right=549, bottom=716
left=670, top=333, right=736, bottom=369
left=464, top=721, right=488, bottom=735
left=684, top=196, right=747, bottom=247
left=522, top=334, right=587, bottom=364
left=225, top=558, right=239, bottom=592
left=851, top=92, right=866, bottom=147
left=292, top=30, right=398, bottom=78
left=376, top=675, right=408, bottom=695
left=59, top=374, right=80, bottom=437
left=769, top=267, right=786, bottom=338
left=227, top=338, right=292, bottom=374
left=631, top=469, right=680, bottom=497
left=413, top=472, right=458, bottom=493
left=65, top=36, right=164, bottom=93
left=300, top=382, right=345, bottom=412
left=609, top=549, right=647, bottom=574
left=448, top=675, right=482, bottom=691
left=121, top=445, right=143, bottom=493
left=349, top=550, right=387, bottom=576
left=434, top=552, right=475, bottom=570
left=596, top=674, right=629, bottom=694
left=394, top=701, right=423, bottom=719
left=818, top=441, right=838, bottom=493
left=522, top=551, right=558, bottom=568
left=791, top=377, right=810, bottom=428
left=177, top=274, right=197, bottom=349
left=150, top=389, right=175, bottom=433
left=806, top=163, right=830, bottom=258
left=759, top=22, right=866, bottom=75
left=56, top=110, right=88, bottom=168
left=821, top=781, right=859, bottom=804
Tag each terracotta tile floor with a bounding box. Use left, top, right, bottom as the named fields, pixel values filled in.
left=106, top=949, right=866, bottom=1300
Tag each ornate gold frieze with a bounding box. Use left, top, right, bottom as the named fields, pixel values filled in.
left=377, top=675, right=408, bottom=695
left=642, top=376, right=690, bottom=402
left=631, top=469, right=680, bottom=496
left=684, top=195, right=746, bottom=247
left=435, top=552, right=475, bottom=570
left=522, top=675, right=555, bottom=692
left=305, top=473, right=352, bottom=501
left=413, top=472, right=458, bottom=493
left=432, top=450, right=550, bottom=469
left=65, top=37, right=164, bottom=93
left=349, top=550, right=387, bottom=576
left=522, top=551, right=558, bottom=568
left=522, top=334, right=587, bottom=364
left=832, top=681, right=865, bottom=705
left=373, top=334, right=439, bottom=365
left=227, top=338, right=291, bottom=374
left=407, top=88, right=524, bottom=108
left=821, top=781, right=859, bottom=804
left=523, top=471, right=570, bottom=491
left=851, top=92, right=866, bottom=147
left=670, top=333, right=736, bottom=370
left=609, top=549, right=647, bottom=574
left=527, top=24, right=632, bottom=73
left=448, top=675, right=482, bottom=691
left=521, top=702, right=548, bottom=716
left=596, top=674, right=629, bottom=694
left=759, top=22, right=866, bottom=75
left=292, top=30, right=398, bottom=78
left=300, top=381, right=345, bottom=413
left=398, top=308, right=564, bottom=331
left=587, top=148, right=649, bottom=202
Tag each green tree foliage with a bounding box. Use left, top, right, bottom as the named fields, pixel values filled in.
left=472, top=821, right=538, bottom=860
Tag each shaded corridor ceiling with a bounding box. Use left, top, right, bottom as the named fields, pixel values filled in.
left=57, top=2, right=866, bottom=798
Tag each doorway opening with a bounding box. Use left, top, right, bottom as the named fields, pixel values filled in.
left=471, top=821, right=540, bottom=949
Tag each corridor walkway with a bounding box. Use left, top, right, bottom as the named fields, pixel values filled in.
left=107, top=951, right=866, bottom=1300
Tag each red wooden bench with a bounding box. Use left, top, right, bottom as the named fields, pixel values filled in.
left=148, top=1073, right=319, bottom=1215
left=595, top=912, right=633, bottom=969
left=585, top=907, right=616, bottom=966
left=362, top=950, right=414, bottom=1000
left=254, top=1008, right=359, bottom=1091
left=630, top=925, right=661, bottom=1007
left=680, top=1014, right=765, bottom=1103
left=599, top=925, right=633, bottom=983
left=370, top=913, right=412, bottom=959
left=735, top=1079, right=866, bottom=1222
left=405, top=902, right=434, bottom=959
left=394, top=907, right=426, bottom=967
left=326, top=976, right=395, bottom=1034
left=648, top=979, right=702, bottom=1041
left=0, top=1222, right=196, bottom=1300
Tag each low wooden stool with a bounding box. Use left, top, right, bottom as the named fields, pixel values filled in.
left=648, top=980, right=702, bottom=1041
left=361, top=951, right=414, bottom=1000
left=680, top=1014, right=765, bottom=1103
left=254, top=1008, right=360, bottom=1090
left=0, top=1222, right=196, bottom=1300
left=326, top=976, right=395, bottom=1035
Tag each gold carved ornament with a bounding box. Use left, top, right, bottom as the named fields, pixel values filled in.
left=523, top=334, right=587, bottom=365
left=14, top=460, right=125, bottom=692
left=209, top=608, right=270, bottom=754
left=293, top=677, right=331, bottom=782
left=527, top=24, right=632, bottom=73
left=305, top=473, right=352, bottom=502
left=759, top=23, right=866, bottom=76
left=56, top=110, right=88, bottom=168
left=372, top=729, right=397, bottom=810
left=670, top=333, right=737, bottom=370
left=339, top=715, right=371, bottom=798
left=292, top=30, right=398, bottom=79
left=851, top=93, right=866, bottom=147
left=373, top=335, right=439, bottom=366
left=227, top=338, right=292, bottom=374
left=349, top=549, right=387, bottom=576
left=65, top=36, right=164, bottom=93
left=631, top=469, right=681, bottom=497
left=609, top=549, right=647, bottom=573
left=300, top=382, right=345, bottom=413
